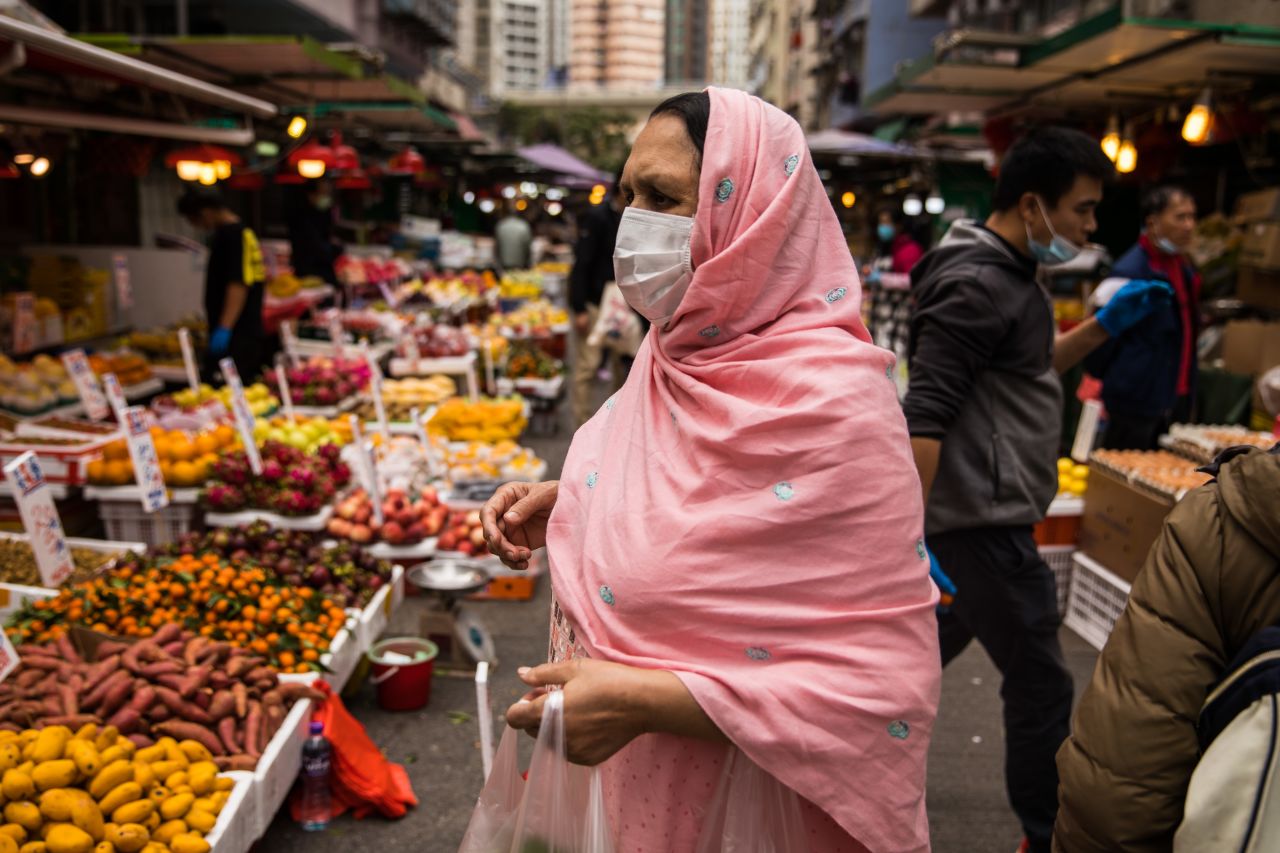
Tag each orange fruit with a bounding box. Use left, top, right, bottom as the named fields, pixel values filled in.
left=86, top=458, right=107, bottom=484
left=171, top=461, right=198, bottom=487
left=152, top=435, right=172, bottom=461
left=160, top=460, right=174, bottom=484
left=195, top=433, right=219, bottom=456
left=169, top=436, right=196, bottom=462
left=214, top=424, right=236, bottom=446
left=106, top=459, right=133, bottom=485
left=104, top=439, right=128, bottom=462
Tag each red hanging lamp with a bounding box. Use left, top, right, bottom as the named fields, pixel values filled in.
left=330, top=131, right=360, bottom=173
left=387, top=145, right=425, bottom=175
left=334, top=167, right=373, bottom=190
left=287, top=137, right=335, bottom=179
left=165, top=144, right=243, bottom=183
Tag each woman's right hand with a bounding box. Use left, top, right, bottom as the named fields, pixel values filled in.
left=481, top=480, right=559, bottom=570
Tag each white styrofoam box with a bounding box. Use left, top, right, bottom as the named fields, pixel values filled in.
left=389, top=350, right=476, bottom=378
left=1064, top=552, right=1133, bottom=652
left=0, top=532, right=144, bottom=616
left=357, top=564, right=405, bottom=648
left=205, top=505, right=333, bottom=532
left=206, top=770, right=255, bottom=853
left=1039, top=545, right=1076, bottom=618
left=251, top=698, right=313, bottom=840
left=366, top=539, right=437, bottom=562
left=84, top=485, right=201, bottom=503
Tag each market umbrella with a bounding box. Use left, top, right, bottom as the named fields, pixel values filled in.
left=515, top=143, right=613, bottom=184
left=805, top=128, right=917, bottom=158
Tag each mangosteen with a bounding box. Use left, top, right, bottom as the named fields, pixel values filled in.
left=277, top=557, right=295, bottom=575
left=367, top=575, right=384, bottom=591
left=230, top=548, right=251, bottom=564
left=336, top=582, right=354, bottom=601
left=309, top=566, right=332, bottom=586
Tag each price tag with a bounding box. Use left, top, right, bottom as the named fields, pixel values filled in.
left=112, top=254, right=133, bottom=312
left=121, top=406, right=168, bottom=512
left=177, top=328, right=200, bottom=392
left=60, top=349, right=110, bottom=421
left=101, top=372, right=128, bottom=420
left=220, top=358, right=263, bottom=475
left=347, top=416, right=383, bottom=524
left=409, top=407, right=429, bottom=448
left=281, top=320, right=299, bottom=365
left=404, top=333, right=421, bottom=367
left=12, top=293, right=35, bottom=353
left=328, top=315, right=345, bottom=358
left=3, top=452, right=74, bottom=587
left=378, top=282, right=399, bottom=308
left=0, top=630, right=19, bottom=684
left=362, top=342, right=389, bottom=436
left=275, top=354, right=295, bottom=422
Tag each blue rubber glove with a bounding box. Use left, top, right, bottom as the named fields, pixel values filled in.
left=1095, top=279, right=1173, bottom=337
left=209, top=326, right=232, bottom=358
left=927, top=546, right=957, bottom=614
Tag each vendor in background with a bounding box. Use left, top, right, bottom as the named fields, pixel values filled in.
left=863, top=208, right=925, bottom=398
left=569, top=184, right=625, bottom=427
left=866, top=208, right=925, bottom=282
left=288, top=179, right=340, bottom=286
left=1085, top=185, right=1201, bottom=450
left=495, top=204, right=532, bottom=270
left=177, top=187, right=266, bottom=383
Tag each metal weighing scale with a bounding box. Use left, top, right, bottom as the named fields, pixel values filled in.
left=407, top=557, right=497, bottom=677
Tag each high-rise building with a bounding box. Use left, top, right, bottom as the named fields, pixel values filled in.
left=490, top=0, right=550, bottom=94
left=570, top=0, right=665, bottom=89
left=708, top=0, right=750, bottom=89
left=666, top=0, right=708, bottom=85
left=548, top=0, right=571, bottom=86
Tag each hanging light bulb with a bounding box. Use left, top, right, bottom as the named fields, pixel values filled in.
left=176, top=160, right=202, bottom=181
left=29, top=157, right=50, bottom=177
left=197, top=163, right=218, bottom=185
left=1115, top=134, right=1138, bottom=174
left=478, top=198, right=496, bottom=213
left=1100, top=115, right=1121, bottom=162
left=287, top=115, right=308, bottom=139
left=547, top=201, right=563, bottom=216
left=463, top=191, right=476, bottom=204
left=515, top=199, right=528, bottom=211
left=1182, top=88, right=1212, bottom=145
left=925, top=191, right=945, bottom=215
left=840, top=191, right=856, bottom=208
left=213, top=160, right=232, bottom=180
left=297, top=159, right=326, bottom=179
left=13, top=153, right=34, bottom=166
left=902, top=194, right=923, bottom=216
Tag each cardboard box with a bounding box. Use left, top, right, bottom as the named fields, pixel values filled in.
left=1242, top=222, right=1280, bottom=271
left=1079, top=465, right=1175, bottom=583
left=1238, top=265, right=1280, bottom=312
left=1222, top=319, right=1280, bottom=376
left=1235, top=188, right=1280, bottom=223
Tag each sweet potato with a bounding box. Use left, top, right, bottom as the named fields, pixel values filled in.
left=152, top=624, right=183, bottom=647
left=37, top=714, right=101, bottom=728
left=214, top=754, right=257, bottom=771
left=277, top=683, right=324, bottom=703
left=83, top=669, right=130, bottom=710
left=150, top=705, right=172, bottom=723
left=206, top=693, right=234, bottom=721
left=57, top=684, right=78, bottom=717
left=192, top=691, right=211, bottom=711
left=124, top=686, right=156, bottom=715
left=105, top=707, right=141, bottom=734
left=20, top=653, right=61, bottom=671
left=155, top=674, right=185, bottom=694
left=121, top=640, right=161, bottom=674
left=151, top=722, right=223, bottom=757
left=81, top=655, right=121, bottom=692
left=162, top=641, right=186, bottom=658
left=95, top=640, right=130, bottom=658
left=242, top=702, right=262, bottom=757
left=54, top=633, right=81, bottom=664
left=231, top=683, right=247, bottom=719
left=138, top=661, right=182, bottom=679
left=207, top=672, right=231, bottom=690
left=98, top=676, right=133, bottom=718
left=215, top=717, right=239, bottom=755
left=264, top=703, right=284, bottom=737
left=182, top=638, right=207, bottom=667
left=173, top=667, right=211, bottom=700
left=154, top=688, right=212, bottom=725
left=14, top=670, right=42, bottom=689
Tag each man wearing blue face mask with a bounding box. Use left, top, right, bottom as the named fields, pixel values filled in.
left=903, top=126, right=1171, bottom=853
left=1086, top=186, right=1201, bottom=450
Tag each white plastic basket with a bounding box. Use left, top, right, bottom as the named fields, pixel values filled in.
left=1039, top=544, right=1076, bottom=617
left=1064, top=552, right=1132, bottom=652
left=98, top=500, right=202, bottom=547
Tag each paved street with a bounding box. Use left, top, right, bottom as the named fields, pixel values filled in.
left=260, top=400, right=1102, bottom=853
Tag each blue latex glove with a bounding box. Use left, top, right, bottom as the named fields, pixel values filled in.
left=209, top=326, right=232, bottom=358
left=1096, top=279, right=1173, bottom=337
left=927, top=546, right=957, bottom=614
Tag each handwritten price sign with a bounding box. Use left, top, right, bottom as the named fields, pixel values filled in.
left=220, top=359, right=263, bottom=475
left=361, top=342, right=389, bottom=435
left=0, top=630, right=18, bottom=684
left=347, top=416, right=383, bottom=524
left=3, top=452, right=74, bottom=587
left=122, top=406, right=168, bottom=512
left=101, top=372, right=127, bottom=421
left=61, top=349, right=110, bottom=421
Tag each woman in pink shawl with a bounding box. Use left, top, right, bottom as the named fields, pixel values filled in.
left=482, top=88, right=941, bottom=852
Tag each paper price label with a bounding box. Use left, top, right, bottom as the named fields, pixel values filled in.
left=328, top=315, right=345, bottom=358
left=275, top=355, right=296, bottom=421
left=177, top=328, right=200, bottom=392
left=112, top=254, right=133, bottom=312
left=378, top=282, right=399, bottom=308
left=362, top=343, right=389, bottom=435
left=281, top=321, right=299, bottom=364
left=12, top=293, right=36, bottom=354
left=220, top=359, right=263, bottom=475
left=3, top=452, right=74, bottom=587
left=122, top=406, right=168, bottom=512
left=0, top=631, right=19, bottom=684
left=101, top=372, right=127, bottom=420
left=409, top=407, right=429, bottom=448
left=347, top=416, right=383, bottom=523
left=61, top=349, right=110, bottom=421
left=404, top=333, right=421, bottom=365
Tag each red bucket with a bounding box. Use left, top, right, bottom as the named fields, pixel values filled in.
left=367, top=637, right=439, bottom=712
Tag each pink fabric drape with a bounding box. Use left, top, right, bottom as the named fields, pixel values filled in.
left=546, top=87, right=941, bottom=852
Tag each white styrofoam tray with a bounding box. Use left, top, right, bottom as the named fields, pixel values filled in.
left=84, top=485, right=202, bottom=503
left=250, top=697, right=312, bottom=840
left=206, top=505, right=333, bottom=532
left=206, top=769, right=255, bottom=853
left=356, top=564, right=405, bottom=648
left=388, top=350, right=476, bottom=377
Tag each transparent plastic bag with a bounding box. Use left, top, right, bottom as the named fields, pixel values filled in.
left=586, top=283, right=643, bottom=357
left=459, top=690, right=614, bottom=853
left=695, top=748, right=809, bottom=853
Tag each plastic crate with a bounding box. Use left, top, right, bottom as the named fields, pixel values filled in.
left=99, top=500, right=202, bottom=547
left=1039, top=545, right=1076, bottom=617
left=1064, top=552, right=1132, bottom=652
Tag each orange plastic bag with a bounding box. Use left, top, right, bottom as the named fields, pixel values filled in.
left=289, top=680, right=417, bottom=821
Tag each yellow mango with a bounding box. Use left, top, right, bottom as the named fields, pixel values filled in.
left=92, top=844, right=112, bottom=853
left=127, top=768, right=151, bottom=796
left=103, top=825, right=147, bottom=853
left=0, top=744, right=20, bottom=775
left=126, top=750, right=160, bottom=770
left=28, top=731, right=70, bottom=766
left=43, top=824, right=93, bottom=853
left=167, top=834, right=208, bottom=853
left=0, top=833, right=15, bottom=853
left=72, top=726, right=96, bottom=744
left=149, top=821, right=184, bottom=846
left=1, top=774, right=34, bottom=804
left=0, top=825, right=27, bottom=844
left=91, top=753, right=123, bottom=774
left=67, top=795, right=103, bottom=843
left=107, top=802, right=151, bottom=828
left=35, top=790, right=76, bottom=823
left=90, top=732, right=115, bottom=756
left=18, top=840, right=46, bottom=853
left=2, top=803, right=39, bottom=833
left=158, top=776, right=182, bottom=794
left=94, top=786, right=139, bottom=822
left=141, top=791, right=164, bottom=809
left=32, top=763, right=76, bottom=793
left=155, top=795, right=190, bottom=824
left=65, top=744, right=99, bottom=781
left=143, top=766, right=178, bottom=787
left=209, top=778, right=231, bottom=794
left=181, top=767, right=213, bottom=801
left=181, top=810, right=213, bottom=836
left=138, top=845, right=166, bottom=853
left=140, top=816, right=156, bottom=836
left=86, top=766, right=131, bottom=803
left=175, top=745, right=208, bottom=767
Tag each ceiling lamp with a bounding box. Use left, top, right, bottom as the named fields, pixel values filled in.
left=288, top=137, right=335, bottom=179
left=547, top=201, right=563, bottom=216
left=902, top=194, right=923, bottom=216
left=1115, top=130, right=1138, bottom=174
left=175, top=160, right=202, bottom=181
left=13, top=152, right=33, bottom=165
left=226, top=172, right=265, bottom=191
left=197, top=163, right=217, bottom=185
left=334, top=168, right=373, bottom=190
left=1100, top=115, right=1120, bottom=162
left=925, top=191, right=945, bottom=215
left=286, top=115, right=308, bottom=139
left=840, top=191, right=856, bottom=208
left=1182, top=88, right=1212, bottom=145
left=330, top=131, right=359, bottom=173
left=166, top=144, right=243, bottom=182
left=462, top=191, right=475, bottom=204
left=387, top=146, right=425, bottom=175
left=29, top=157, right=50, bottom=178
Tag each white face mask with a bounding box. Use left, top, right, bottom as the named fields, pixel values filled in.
left=613, top=207, right=695, bottom=329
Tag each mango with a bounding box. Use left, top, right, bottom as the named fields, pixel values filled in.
left=168, top=834, right=208, bottom=853
left=94, top=785, right=139, bottom=822
left=108, top=801, right=152, bottom=828
left=2, top=803, right=39, bottom=833
left=31, top=763, right=76, bottom=793
left=1, top=774, right=34, bottom=804
left=86, top=766, right=131, bottom=803
left=43, top=825, right=93, bottom=853
left=28, top=731, right=70, bottom=766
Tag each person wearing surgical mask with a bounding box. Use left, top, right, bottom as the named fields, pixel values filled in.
left=475, top=90, right=942, bottom=851
left=862, top=208, right=926, bottom=398
left=288, top=179, right=340, bottom=287
left=903, top=127, right=1170, bottom=853
left=1086, top=186, right=1201, bottom=450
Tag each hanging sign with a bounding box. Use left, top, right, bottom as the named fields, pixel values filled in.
left=121, top=406, right=168, bottom=512
left=112, top=254, right=133, bottom=312
left=101, top=372, right=127, bottom=420
left=12, top=293, right=36, bottom=354
left=177, top=328, right=200, bottom=392
left=220, top=358, right=263, bottom=475
left=60, top=349, right=110, bottom=421
left=3, top=452, right=74, bottom=587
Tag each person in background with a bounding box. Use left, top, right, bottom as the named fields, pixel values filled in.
left=288, top=179, right=340, bottom=286
left=1085, top=185, right=1201, bottom=450
left=495, top=204, right=533, bottom=270
left=177, top=187, right=266, bottom=383
left=871, top=208, right=925, bottom=279
left=1055, top=444, right=1280, bottom=851
left=864, top=208, right=925, bottom=394
left=904, top=127, right=1171, bottom=853
left=568, top=186, right=625, bottom=427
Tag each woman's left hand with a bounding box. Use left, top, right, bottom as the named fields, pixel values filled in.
left=505, top=659, right=655, bottom=766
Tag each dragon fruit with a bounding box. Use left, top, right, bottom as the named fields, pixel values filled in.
left=317, top=443, right=341, bottom=462
left=261, top=459, right=285, bottom=481
left=332, top=461, right=351, bottom=486
left=288, top=465, right=316, bottom=488
left=205, top=483, right=246, bottom=511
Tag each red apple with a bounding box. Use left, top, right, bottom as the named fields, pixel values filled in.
left=439, top=531, right=458, bottom=551
left=350, top=524, right=372, bottom=543
left=382, top=521, right=405, bottom=544
left=465, top=510, right=482, bottom=527
left=469, top=527, right=486, bottom=548
left=457, top=541, right=475, bottom=556
left=421, top=486, right=438, bottom=505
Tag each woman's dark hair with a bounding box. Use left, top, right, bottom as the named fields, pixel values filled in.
left=176, top=187, right=226, bottom=218
left=650, top=92, right=710, bottom=165
left=1141, top=185, right=1191, bottom=220
left=991, top=126, right=1114, bottom=212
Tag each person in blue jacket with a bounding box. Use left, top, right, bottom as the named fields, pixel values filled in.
left=1086, top=186, right=1201, bottom=449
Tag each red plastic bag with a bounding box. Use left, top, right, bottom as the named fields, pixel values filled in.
left=289, top=680, right=417, bottom=821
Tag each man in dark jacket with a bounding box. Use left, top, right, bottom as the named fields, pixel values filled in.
left=1086, top=185, right=1201, bottom=449
left=288, top=180, right=340, bottom=286
left=569, top=189, right=624, bottom=426
left=905, top=127, right=1171, bottom=853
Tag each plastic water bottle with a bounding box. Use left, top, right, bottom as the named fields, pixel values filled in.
left=300, top=721, right=332, bottom=831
